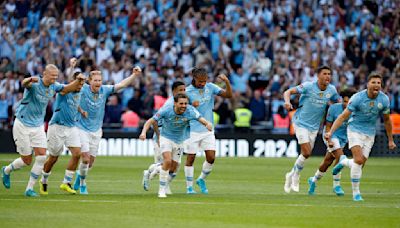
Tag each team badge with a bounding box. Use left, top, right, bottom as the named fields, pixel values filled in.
left=325, top=93, right=331, bottom=99
left=377, top=103, right=383, bottom=109
left=369, top=101, right=374, bottom=107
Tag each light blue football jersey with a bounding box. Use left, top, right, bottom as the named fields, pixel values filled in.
left=293, top=81, right=339, bottom=131
left=347, top=90, right=390, bottom=136
left=15, top=78, right=64, bottom=127
left=186, top=83, right=222, bottom=132
left=323, top=103, right=348, bottom=146
left=153, top=104, right=201, bottom=144
left=77, top=84, right=114, bottom=132
left=153, top=96, right=174, bottom=141
left=49, top=92, right=81, bottom=127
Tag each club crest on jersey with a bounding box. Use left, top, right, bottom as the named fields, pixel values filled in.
left=369, top=101, right=374, bottom=107
left=325, top=93, right=331, bottom=99
left=377, top=103, right=383, bottom=109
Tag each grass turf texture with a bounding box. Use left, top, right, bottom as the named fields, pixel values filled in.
left=0, top=154, right=399, bottom=227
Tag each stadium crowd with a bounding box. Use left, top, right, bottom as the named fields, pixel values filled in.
left=0, top=0, right=400, bottom=132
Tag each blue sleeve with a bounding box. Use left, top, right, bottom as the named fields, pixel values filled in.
left=53, top=82, right=64, bottom=92
left=382, top=96, right=390, bottom=115
left=103, top=85, right=115, bottom=97
left=347, top=94, right=358, bottom=112
left=188, top=105, right=201, bottom=120
left=210, top=83, right=223, bottom=96
left=330, top=87, right=340, bottom=102
left=326, top=106, right=335, bottom=123
left=29, top=82, right=39, bottom=91
left=153, top=108, right=165, bottom=122
left=295, top=82, right=311, bottom=94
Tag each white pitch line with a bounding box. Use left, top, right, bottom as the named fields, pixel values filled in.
left=1, top=198, right=398, bottom=209
left=159, top=201, right=400, bottom=209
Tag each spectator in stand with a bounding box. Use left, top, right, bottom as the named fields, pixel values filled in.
left=121, top=107, right=140, bottom=131
left=0, top=93, right=8, bottom=129
left=249, top=90, right=266, bottom=124
left=104, top=95, right=123, bottom=127
left=272, top=105, right=290, bottom=134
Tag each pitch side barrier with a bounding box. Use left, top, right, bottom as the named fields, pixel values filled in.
left=0, top=130, right=398, bottom=157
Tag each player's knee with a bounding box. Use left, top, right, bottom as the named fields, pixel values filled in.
left=300, top=146, right=312, bottom=158
left=81, top=153, right=90, bottom=164
left=205, top=150, right=215, bottom=163
left=353, top=157, right=365, bottom=165
left=163, top=159, right=172, bottom=168
left=185, top=155, right=195, bottom=166
left=21, top=156, right=32, bottom=166
left=71, top=152, right=81, bottom=159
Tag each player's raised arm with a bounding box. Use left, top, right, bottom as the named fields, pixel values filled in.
left=60, top=58, right=86, bottom=95
left=283, top=87, right=298, bottom=111
left=60, top=74, right=86, bottom=95
left=140, top=118, right=157, bottom=140
left=217, top=74, right=233, bottom=98
left=22, top=76, right=39, bottom=88
left=67, top=57, right=78, bottom=80
left=114, top=66, right=142, bottom=92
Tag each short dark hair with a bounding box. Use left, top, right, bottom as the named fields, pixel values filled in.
left=72, top=71, right=81, bottom=80
left=191, top=67, right=207, bottom=78
left=317, top=65, right=331, bottom=74
left=339, top=88, right=356, bottom=98
left=174, top=93, right=188, bottom=102
left=191, top=67, right=208, bottom=86
left=171, top=81, right=185, bottom=91
left=367, top=72, right=383, bottom=82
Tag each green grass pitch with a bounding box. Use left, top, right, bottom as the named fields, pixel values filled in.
left=0, top=154, right=399, bottom=227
